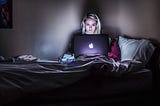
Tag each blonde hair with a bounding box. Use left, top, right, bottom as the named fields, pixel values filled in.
left=81, top=13, right=101, bottom=34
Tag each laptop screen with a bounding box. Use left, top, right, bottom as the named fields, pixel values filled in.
left=74, top=34, right=109, bottom=57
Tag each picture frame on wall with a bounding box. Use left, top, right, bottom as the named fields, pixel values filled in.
left=0, top=0, right=12, bottom=28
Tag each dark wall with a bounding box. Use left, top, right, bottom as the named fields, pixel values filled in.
left=0, top=0, right=159, bottom=59
left=117, top=0, right=159, bottom=38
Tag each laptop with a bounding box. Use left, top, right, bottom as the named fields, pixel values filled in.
left=73, top=34, right=109, bottom=57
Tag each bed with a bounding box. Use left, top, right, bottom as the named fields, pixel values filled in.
left=0, top=35, right=159, bottom=106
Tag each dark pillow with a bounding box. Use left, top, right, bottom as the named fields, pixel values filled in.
left=108, top=39, right=120, bottom=61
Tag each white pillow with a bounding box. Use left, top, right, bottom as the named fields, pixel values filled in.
left=118, top=36, right=155, bottom=65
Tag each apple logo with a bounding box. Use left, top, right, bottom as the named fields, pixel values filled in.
left=89, top=43, right=93, bottom=49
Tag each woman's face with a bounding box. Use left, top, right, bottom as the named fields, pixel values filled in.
left=85, top=18, right=97, bottom=34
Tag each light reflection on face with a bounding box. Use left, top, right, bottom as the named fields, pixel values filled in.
left=85, top=18, right=97, bottom=34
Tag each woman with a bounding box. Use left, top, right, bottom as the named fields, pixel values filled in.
left=81, top=13, right=101, bottom=34
left=59, top=13, right=103, bottom=62
left=70, top=13, right=102, bottom=52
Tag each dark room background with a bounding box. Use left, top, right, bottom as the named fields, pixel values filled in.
left=0, top=0, right=159, bottom=60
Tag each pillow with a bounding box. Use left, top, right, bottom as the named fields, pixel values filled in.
left=108, top=40, right=120, bottom=61
left=118, top=36, right=155, bottom=65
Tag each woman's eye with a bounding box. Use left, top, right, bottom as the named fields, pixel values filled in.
left=93, top=24, right=96, bottom=26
